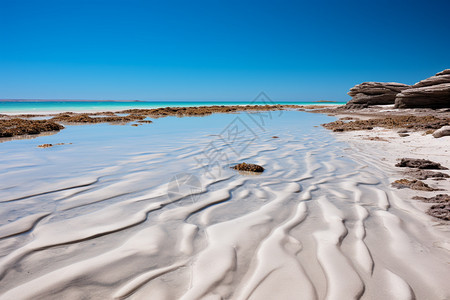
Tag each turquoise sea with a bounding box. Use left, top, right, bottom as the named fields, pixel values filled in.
left=0, top=101, right=345, bottom=114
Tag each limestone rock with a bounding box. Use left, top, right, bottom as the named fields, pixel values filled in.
left=346, top=82, right=410, bottom=107
left=436, top=69, right=450, bottom=76
left=432, top=125, right=450, bottom=138
left=395, top=69, right=450, bottom=108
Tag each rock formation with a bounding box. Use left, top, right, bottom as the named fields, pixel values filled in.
left=394, top=69, right=450, bottom=108
left=345, top=82, right=410, bottom=108
left=432, top=125, right=450, bottom=138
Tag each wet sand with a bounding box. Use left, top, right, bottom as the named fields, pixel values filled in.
left=0, top=108, right=449, bottom=299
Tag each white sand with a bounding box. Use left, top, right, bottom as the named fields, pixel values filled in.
left=0, top=111, right=449, bottom=299
left=335, top=127, right=450, bottom=209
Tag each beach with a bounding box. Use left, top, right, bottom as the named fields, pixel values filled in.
left=0, top=105, right=449, bottom=299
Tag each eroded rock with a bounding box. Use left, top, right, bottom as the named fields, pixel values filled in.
left=395, top=69, right=450, bottom=109
left=432, top=125, right=450, bottom=138
left=345, top=82, right=410, bottom=107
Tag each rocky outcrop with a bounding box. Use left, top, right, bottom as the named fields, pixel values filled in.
left=394, top=69, right=450, bottom=108
left=345, top=82, right=410, bottom=108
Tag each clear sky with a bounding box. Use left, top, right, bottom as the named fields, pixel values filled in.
left=1, top=0, right=449, bottom=101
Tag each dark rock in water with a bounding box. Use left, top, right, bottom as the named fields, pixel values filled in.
left=345, top=82, right=410, bottom=107
left=391, top=179, right=437, bottom=191
left=232, top=162, right=264, bottom=173
left=407, top=170, right=450, bottom=180
left=427, top=204, right=450, bottom=220
left=394, top=69, right=450, bottom=109
left=432, top=126, right=450, bottom=138
left=395, top=158, right=448, bottom=170
left=38, top=144, right=53, bottom=148
left=413, top=194, right=450, bottom=203
left=272, top=136, right=279, bottom=138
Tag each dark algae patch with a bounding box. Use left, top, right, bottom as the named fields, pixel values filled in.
left=322, top=115, right=449, bottom=132
left=395, top=158, right=448, bottom=170
left=232, top=162, right=265, bottom=173
left=0, top=119, right=64, bottom=137
left=391, top=179, right=437, bottom=191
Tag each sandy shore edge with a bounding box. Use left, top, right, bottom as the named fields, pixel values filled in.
left=320, top=105, right=450, bottom=223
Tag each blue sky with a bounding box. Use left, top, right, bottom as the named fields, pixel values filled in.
left=1, top=0, right=449, bottom=101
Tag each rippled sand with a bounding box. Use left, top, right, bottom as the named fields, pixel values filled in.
left=0, top=111, right=448, bottom=299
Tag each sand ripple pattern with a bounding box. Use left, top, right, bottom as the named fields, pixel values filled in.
left=0, top=120, right=449, bottom=299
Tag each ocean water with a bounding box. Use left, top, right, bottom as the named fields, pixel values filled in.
left=0, top=110, right=448, bottom=299
left=0, top=100, right=345, bottom=114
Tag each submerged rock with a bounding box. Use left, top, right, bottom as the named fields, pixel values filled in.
left=395, top=69, right=450, bottom=109
left=232, top=162, right=264, bottom=173
left=345, top=82, right=410, bottom=108
left=38, top=144, right=53, bottom=148
left=37, top=142, right=72, bottom=148
left=395, top=158, right=448, bottom=170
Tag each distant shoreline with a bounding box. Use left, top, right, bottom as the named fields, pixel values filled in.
left=0, top=99, right=341, bottom=103
left=0, top=99, right=145, bottom=102
left=0, top=101, right=346, bottom=115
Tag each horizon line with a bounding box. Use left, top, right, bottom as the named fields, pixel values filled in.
left=0, top=99, right=341, bottom=103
